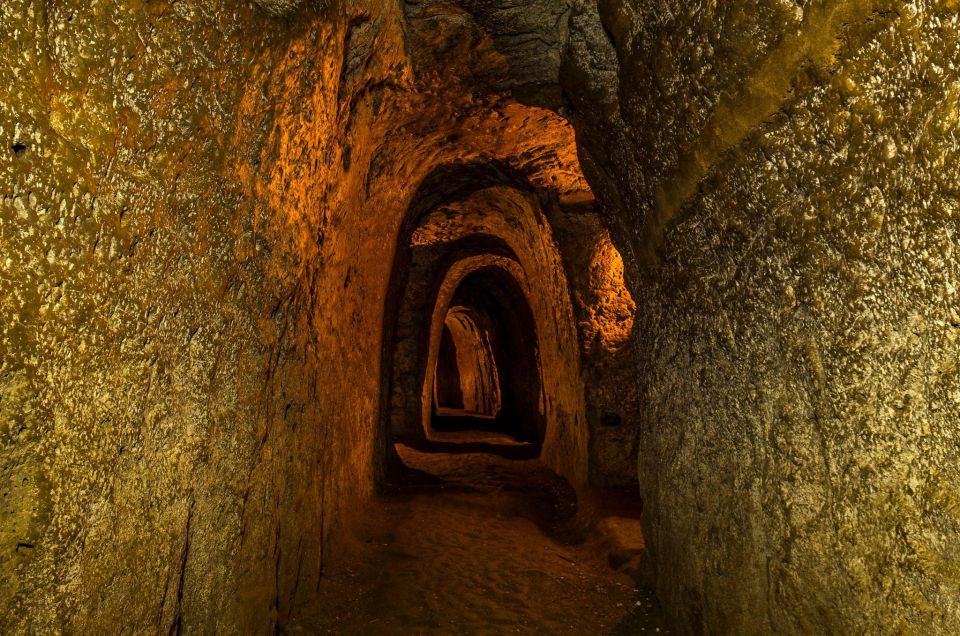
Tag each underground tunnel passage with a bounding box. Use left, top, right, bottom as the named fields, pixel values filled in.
left=433, top=315, right=489, bottom=420
left=428, top=267, right=544, bottom=447
left=3, top=0, right=959, bottom=633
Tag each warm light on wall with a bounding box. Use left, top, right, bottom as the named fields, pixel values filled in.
left=586, top=237, right=636, bottom=353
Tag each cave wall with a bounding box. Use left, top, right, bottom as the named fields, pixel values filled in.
left=550, top=205, right=641, bottom=487
left=10, top=0, right=951, bottom=631
left=0, top=1, right=379, bottom=630
left=565, top=0, right=960, bottom=632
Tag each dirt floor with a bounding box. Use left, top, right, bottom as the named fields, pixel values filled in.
left=290, top=441, right=668, bottom=635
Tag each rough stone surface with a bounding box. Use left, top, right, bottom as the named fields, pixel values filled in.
left=551, top=207, right=641, bottom=487
left=0, top=0, right=427, bottom=626
left=452, top=0, right=574, bottom=108
left=253, top=0, right=308, bottom=17
left=564, top=0, right=960, bottom=632
left=6, top=0, right=955, bottom=631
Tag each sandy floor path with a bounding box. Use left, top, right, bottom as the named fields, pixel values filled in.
left=290, top=444, right=667, bottom=635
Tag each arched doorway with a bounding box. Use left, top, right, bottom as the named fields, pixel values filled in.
left=377, top=162, right=588, bottom=486
left=427, top=267, right=544, bottom=446
left=433, top=309, right=502, bottom=419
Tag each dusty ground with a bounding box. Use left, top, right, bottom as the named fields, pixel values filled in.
left=290, top=443, right=668, bottom=634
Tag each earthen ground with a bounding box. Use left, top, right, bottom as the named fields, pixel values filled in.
left=291, top=444, right=668, bottom=635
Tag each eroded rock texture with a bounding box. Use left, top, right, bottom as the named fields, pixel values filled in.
left=551, top=206, right=641, bottom=487
left=1, top=2, right=361, bottom=630
left=253, top=0, right=307, bottom=16
left=3, top=0, right=957, bottom=632
left=565, top=0, right=960, bottom=631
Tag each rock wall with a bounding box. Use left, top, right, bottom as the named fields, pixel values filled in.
left=551, top=205, right=641, bottom=487
left=0, top=1, right=375, bottom=630
left=565, top=0, right=960, bottom=632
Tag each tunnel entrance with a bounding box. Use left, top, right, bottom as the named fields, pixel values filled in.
left=378, top=161, right=591, bottom=489
left=434, top=321, right=470, bottom=414
left=429, top=268, right=544, bottom=446
left=433, top=309, right=502, bottom=419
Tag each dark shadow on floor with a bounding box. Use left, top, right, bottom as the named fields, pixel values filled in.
left=609, top=585, right=672, bottom=635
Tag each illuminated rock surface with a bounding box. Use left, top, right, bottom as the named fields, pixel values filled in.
left=1, top=0, right=957, bottom=632
left=564, top=0, right=960, bottom=632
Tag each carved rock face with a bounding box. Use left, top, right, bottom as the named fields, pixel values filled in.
left=8, top=0, right=955, bottom=633
left=564, top=0, right=960, bottom=633
left=252, top=0, right=305, bottom=16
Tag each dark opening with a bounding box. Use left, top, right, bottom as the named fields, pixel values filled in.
left=433, top=308, right=502, bottom=419
left=434, top=323, right=465, bottom=410
left=600, top=412, right=623, bottom=428
left=431, top=267, right=544, bottom=446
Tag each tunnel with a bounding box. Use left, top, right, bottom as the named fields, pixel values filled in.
left=428, top=266, right=544, bottom=446
left=433, top=317, right=478, bottom=418
left=2, top=0, right=958, bottom=633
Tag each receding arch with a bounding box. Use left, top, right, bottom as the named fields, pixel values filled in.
left=378, top=162, right=588, bottom=487
left=387, top=234, right=518, bottom=443
left=375, top=162, right=543, bottom=476
left=434, top=321, right=467, bottom=412
left=421, top=256, right=545, bottom=446
left=433, top=308, right=502, bottom=418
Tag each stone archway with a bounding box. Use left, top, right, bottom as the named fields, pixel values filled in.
left=424, top=262, right=545, bottom=446
left=433, top=308, right=502, bottom=419
left=379, top=166, right=588, bottom=485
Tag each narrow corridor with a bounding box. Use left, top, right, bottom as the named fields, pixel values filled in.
left=5, top=1, right=957, bottom=632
